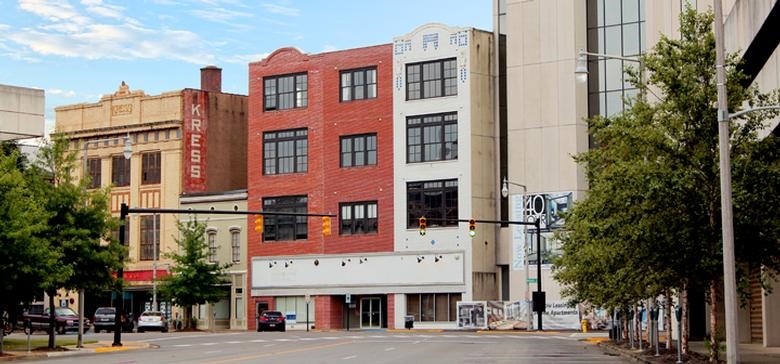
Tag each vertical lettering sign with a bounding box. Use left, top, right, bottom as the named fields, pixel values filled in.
left=183, top=90, right=208, bottom=192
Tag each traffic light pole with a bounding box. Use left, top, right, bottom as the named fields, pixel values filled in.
left=420, top=217, right=545, bottom=330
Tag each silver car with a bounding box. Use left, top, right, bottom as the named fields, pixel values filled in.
left=136, top=311, right=168, bottom=333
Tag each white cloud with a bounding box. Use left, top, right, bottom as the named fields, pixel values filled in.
left=189, top=7, right=252, bottom=23
left=8, top=23, right=215, bottom=64
left=6, top=1, right=218, bottom=65
left=18, top=0, right=91, bottom=26
left=262, top=3, right=299, bottom=16
left=85, top=3, right=126, bottom=20
left=47, top=88, right=77, bottom=98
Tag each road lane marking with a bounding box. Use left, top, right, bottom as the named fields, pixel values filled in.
left=384, top=347, right=395, bottom=351
left=205, top=341, right=353, bottom=364
left=342, top=355, right=357, bottom=360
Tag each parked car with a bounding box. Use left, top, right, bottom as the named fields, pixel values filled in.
left=22, top=305, right=90, bottom=334
left=257, top=310, right=285, bottom=332
left=136, top=311, right=168, bottom=333
left=92, top=307, right=134, bottom=333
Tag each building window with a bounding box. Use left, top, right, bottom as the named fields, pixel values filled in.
left=264, top=129, right=308, bottom=175
left=112, top=225, right=130, bottom=245
left=340, top=67, right=377, bottom=101
left=139, top=214, right=160, bottom=261
left=207, top=230, right=217, bottom=263
left=87, top=157, right=101, bottom=189
left=340, top=201, right=378, bottom=235
left=406, top=293, right=461, bottom=322
left=406, top=179, right=458, bottom=228
left=340, top=134, right=377, bottom=167
left=406, top=58, right=457, bottom=100
left=407, top=112, right=458, bottom=163
left=262, top=196, right=308, bottom=241
left=141, top=152, right=161, bottom=184
left=230, top=229, right=240, bottom=263
left=586, top=0, right=645, bottom=118
left=111, top=155, right=130, bottom=187
left=264, top=73, right=308, bottom=111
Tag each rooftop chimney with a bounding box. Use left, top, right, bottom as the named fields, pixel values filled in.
left=200, top=65, right=222, bottom=93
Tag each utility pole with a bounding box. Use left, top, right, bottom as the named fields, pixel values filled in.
left=713, top=1, right=738, bottom=363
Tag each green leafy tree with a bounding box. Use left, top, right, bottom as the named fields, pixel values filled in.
left=25, top=136, right=125, bottom=348
left=0, top=151, right=55, bottom=354
left=159, top=218, right=229, bottom=330
left=554, top=8, right=780, bottom=360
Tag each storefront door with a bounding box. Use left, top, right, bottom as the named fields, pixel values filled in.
left=360, top=297, right=381, bottom=328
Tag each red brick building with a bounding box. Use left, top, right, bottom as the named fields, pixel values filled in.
left=247, top=45, right=393, bottom=330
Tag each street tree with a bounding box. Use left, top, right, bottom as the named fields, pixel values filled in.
left=25, top=137, right=125, bottom=348
left=554, top=8, right=780, bottom=361
left=0, top=150, right=54, bottom=354
left=159, top=217, right=230, bottom=330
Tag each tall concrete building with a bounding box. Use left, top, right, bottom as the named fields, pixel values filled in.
left=54, top=67, right=248, bottom=326
left=495, top=0, right=780, bottom=344
left=0, top=84, right=44, bottom=141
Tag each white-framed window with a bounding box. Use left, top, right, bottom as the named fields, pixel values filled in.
left=230, top=228, right=240, bottom=263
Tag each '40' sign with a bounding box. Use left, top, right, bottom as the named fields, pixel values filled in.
left=523, top=192, right=573, bottom=230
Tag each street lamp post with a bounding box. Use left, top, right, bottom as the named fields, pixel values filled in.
left=575, top=49, right=642, bottom=84
left=501, top=178, right=532, bottom=330
left=79, top=134, right=132, bottom=349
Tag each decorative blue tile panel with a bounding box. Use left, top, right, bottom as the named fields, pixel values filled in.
left=449, top=31, right=469, bottom=48
left=394, top=39, right=412, bottom=55
left=422, top=33, right=439, bottom=51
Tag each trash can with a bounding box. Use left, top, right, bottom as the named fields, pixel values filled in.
left=404, top=315, right=414, bottom=329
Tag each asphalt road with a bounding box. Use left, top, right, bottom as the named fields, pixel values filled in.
left=23, top=330, right=631, bottom=364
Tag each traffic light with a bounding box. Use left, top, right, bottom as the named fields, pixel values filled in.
left=254, top=215, right=264, bottom=233
left=468, top=218, right=476, bottom=237
left=418, top=217, right=427, bottom=236
left=322, top=216, right=332, bottom=236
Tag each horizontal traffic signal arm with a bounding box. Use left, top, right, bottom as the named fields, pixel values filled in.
left=120, top=205, right=336, bottom=218
left=419, top=217, right=540, bottom=227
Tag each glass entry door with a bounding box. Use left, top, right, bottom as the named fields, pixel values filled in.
left=360, top=297, right=381, bottom=328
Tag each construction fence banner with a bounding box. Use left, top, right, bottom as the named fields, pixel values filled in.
left=485, top=300, right=581, bottom=330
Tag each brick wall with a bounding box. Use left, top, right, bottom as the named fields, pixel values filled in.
left=246, top=44, right=393, bottom=258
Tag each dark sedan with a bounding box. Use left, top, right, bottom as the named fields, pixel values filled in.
left=257, top=310, right=285, bottom=332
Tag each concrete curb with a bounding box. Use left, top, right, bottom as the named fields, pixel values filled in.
left=598, top=342, right=654, bottom=364
left=0, top=341, right=153, bottom=361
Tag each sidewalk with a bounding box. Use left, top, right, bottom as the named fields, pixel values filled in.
left=0, top=340, right=152, bottom=361
left=594, top=335, right=780, bottom=364
left=689, top=341, right=780, bottom=364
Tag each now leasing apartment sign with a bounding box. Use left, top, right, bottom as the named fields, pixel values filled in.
left=184, top=89, right=208, bottom=192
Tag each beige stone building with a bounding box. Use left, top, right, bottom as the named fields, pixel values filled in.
left=495, top=0, right=779, bottom=344
left=54, top=67, right=247, bottom=327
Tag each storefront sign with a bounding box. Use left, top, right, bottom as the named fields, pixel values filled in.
left=183, top=90, right=208, bottom=192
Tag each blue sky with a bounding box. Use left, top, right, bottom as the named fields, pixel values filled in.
left=0, top=0, right=493, bottom=135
